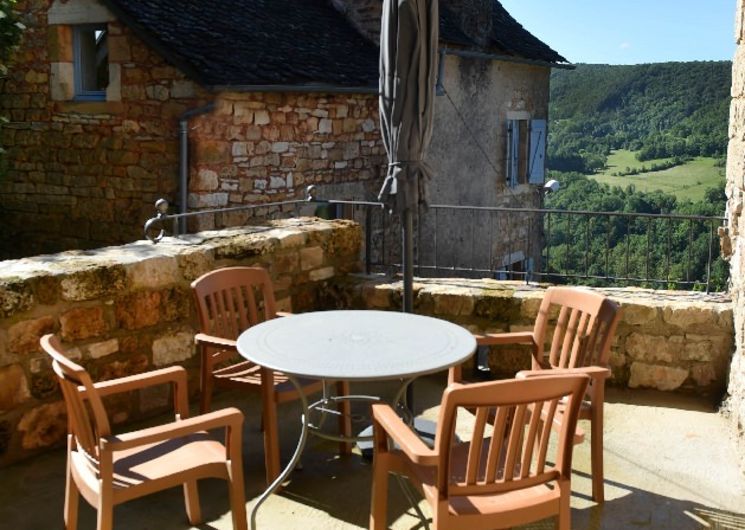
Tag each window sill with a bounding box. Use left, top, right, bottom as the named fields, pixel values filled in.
left=54, top=101, right=124, bottom=115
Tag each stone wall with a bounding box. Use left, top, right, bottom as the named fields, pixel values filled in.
left=0, top=0, right=210, bottom=258
left=186, top=92, right=386, bottom=232
left=0, top=218, right=362, bottom=466
left=725, top=0, right=745, bottom=474
left=329, top=277, right=734, bottom=396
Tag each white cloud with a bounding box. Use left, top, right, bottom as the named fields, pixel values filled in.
left=620, top=42, right=632, bottom=50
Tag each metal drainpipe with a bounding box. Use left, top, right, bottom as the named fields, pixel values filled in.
left=178, top=102, right=216, bottom=234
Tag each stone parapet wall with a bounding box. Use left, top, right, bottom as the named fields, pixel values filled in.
left=327, top=276, right=734, bottom=395
left=0, top=218, right=361, bottom=466
left=726, top=0, right=745, bottom=474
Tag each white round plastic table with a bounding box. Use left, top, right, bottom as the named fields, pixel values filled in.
left=236, top=310, right=476, bottom=529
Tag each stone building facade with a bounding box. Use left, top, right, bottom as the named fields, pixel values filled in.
left=1, top=0, right=567, bottom=277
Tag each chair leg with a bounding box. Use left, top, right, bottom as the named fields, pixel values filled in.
left=369, top=456, right=390, bottom=530
left=200, top=371, right=214, bottom=414
left=228, top=460, right=248, bottom=530
left=183, top=480, right=202, bottom=525
left=64, top=465, right=80, bottom=530
left=557, top=479, right=571, bottom=530
left=336, top=380, right=352, bottom=455
left=590, top=406, right=605, bottom=503
left=261, top=370, right=281, bottom=486
left=96, top=490, right=114, bottom=530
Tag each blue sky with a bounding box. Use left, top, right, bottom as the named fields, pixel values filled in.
left=499, top=0, right=736, bottom=64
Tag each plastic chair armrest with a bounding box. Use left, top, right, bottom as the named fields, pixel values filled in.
left=86, top=365, right=186, bottom=398
left=372, top=404, right=438, bottom=466
left=516, top=366, right=610, bottom=381
left=101, top=407, right=244, bottom=452
left=194, top=333, right=237, bottom=349
left=474, top=331, right=536, bottom=348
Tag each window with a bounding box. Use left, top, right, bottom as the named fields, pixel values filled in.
left=506, top=118, right=546, bottom=187
left=73, top=25, right=109, bottom=100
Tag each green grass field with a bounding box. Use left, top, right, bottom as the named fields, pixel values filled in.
left=591, top=150, right=724, bottom=201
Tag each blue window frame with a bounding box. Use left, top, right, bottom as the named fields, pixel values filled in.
left=73, top=24, right=109, bottom=101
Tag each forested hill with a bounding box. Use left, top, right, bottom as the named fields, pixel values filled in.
left=548, top=61, right=731, bottom=172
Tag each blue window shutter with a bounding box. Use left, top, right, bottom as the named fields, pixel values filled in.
left=506, top=120, right=519, bottom=187
left=528, top=119, right=546, bottom=184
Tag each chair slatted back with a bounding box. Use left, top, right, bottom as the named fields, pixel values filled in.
left=434, top=375, right=588, bottom=497
left=191, top=267, right=277, bottom=340
left=40, top=334, right=111, bottom=458
left=534, top=287, right=620, bottom=369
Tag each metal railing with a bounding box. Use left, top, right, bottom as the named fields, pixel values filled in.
left=350, top=204, right=728, bottom=292
left=144, top=193, right=728, bottom=293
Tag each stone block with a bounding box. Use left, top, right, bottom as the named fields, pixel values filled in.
left=195, top=140, right=231, bottom=165
left=300, top=246, right=324, bottom=270
left=254, top=110, right=270, bottom=125
left=60, top=306, right=108, bottom=341
left=625, top=333, right=677, bottom=362
left=274, top=229, right=308, bottom=249
left=152, top=331, right=195, bottom=366
left=115, top=291, right=161, bottom=330
left=193, top=169, right=219, bottom=191
left=176, top=250, right=214, bottom=282
left=622, top=303, right=660, bottom=326
left=60, top=265, right=127, bottom=301
left=309, top=267, right=335, bottom=281
left=0, top=280, right=34, bottom=319
left=98, top=354, right=149, bottom=381
left=272, top=251, right=300, bottom=274
left=0, top=365, right=30, bottom=411
left=8, top=316, right=55, bottom=354
left=88, top=338, right=119, bottom=359
left=129, top=256, right=180, bottom=290
left=17, top=401, right=67, bottom=450
left=662, top=304, right=714, bottom=331
left=690, top=364, right=718, bottom=387
left=107, top=35, right=130, bottom=62
left=628, top=362, right=688, bottom=391
left=432, top=289, right=475, bottom=317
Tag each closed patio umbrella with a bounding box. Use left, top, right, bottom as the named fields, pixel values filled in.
left=378, top=0, right=439, bottom=412
left=378, top=0, right=439, bottom=314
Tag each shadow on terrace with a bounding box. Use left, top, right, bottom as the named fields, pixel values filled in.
left=0, top=211, right=742, bottom=529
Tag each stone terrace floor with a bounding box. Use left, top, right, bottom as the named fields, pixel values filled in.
left=1, top=374, right=744, bottom=530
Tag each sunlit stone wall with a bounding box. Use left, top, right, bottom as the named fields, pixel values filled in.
left=724, top=0, right=745, bottom=474
left=0, top=218, right=361, bottom=466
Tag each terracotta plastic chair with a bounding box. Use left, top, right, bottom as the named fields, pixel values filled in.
left=191, top=266, right=352, bottom=485
left=451, top=286, right=621, bottom=503
left=370, top=374, right=590, bottom=530
left=40, top=334, right=247, bottom=530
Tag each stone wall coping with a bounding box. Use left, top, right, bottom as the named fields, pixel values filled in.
left=0, top=218, right=351, bottom=281
left=353, top=276, right=732, bottom=310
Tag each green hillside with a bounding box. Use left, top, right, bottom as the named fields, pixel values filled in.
left=548, top=62, right=730, bottom=174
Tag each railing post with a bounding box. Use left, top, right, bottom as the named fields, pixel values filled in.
left=365, top=207, right=372, bottom=275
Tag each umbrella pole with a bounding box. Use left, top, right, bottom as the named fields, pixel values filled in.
left=402, top=207, right=415, bottom=408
